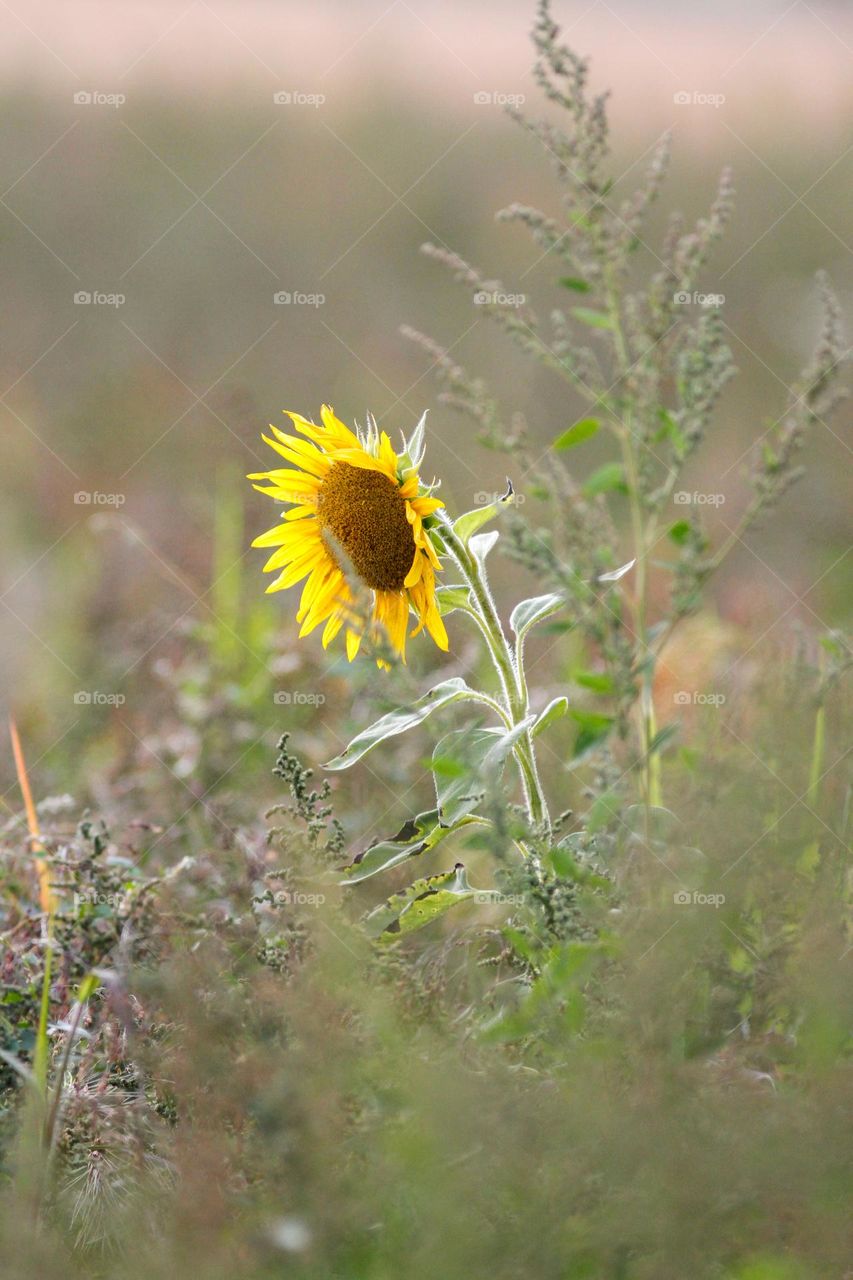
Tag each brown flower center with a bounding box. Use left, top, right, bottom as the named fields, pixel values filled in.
left=317, top=461, right=416, bottom=592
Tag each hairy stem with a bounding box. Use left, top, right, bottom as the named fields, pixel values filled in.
left=436, top=513, right=552, bottom=835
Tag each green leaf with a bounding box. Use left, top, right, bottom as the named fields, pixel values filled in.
left=469, top=530, right=499, bottom=571
left=572, top=306, right=614, bottom=330
left=569, top=709, right=614, bottom=761
left=598, top=558, right=635, bottom=583
left=582, top=463, right=627, bottom=498
left=510, top=592, right=564, bottom=643
left=547, top=843, right=611, bottom=889
left=654, top=408, right=685, bottom=451
left=434, top=585, right=472, bottom=616
left=532, top=695, right=569, bottom=736
left=342, top=810, right=484, bottom=884
left=433, top=720, right=535, bottom=823
left=453, top=481, right=514, bottom=545
left=557, top=276, right=591, bottom=293
left=399, top=409, right=427, bottom=471
left=324, top=677, right=475, bottom=770
left=668, top=519, right=692, bottom=545
left=573, top=669, right=615, bottom=695
left=552, top=417, right=601, bottom=451
left=365, top=864, right=475, bottom=943
left=587, top=790, right=621, bottom=834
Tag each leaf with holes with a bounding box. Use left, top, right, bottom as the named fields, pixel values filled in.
left=365, top=863, right=476, bottom=943
left=342, top=809, right=482, bottom=884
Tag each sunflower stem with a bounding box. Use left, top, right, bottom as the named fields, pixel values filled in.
left=436, top=514, right=552, bottom=837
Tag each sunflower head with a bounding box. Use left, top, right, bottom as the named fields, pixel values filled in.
left=248, top=406, right=448, bottom=665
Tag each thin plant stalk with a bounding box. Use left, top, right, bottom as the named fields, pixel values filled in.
left=436, top=512, right=552, bottom=835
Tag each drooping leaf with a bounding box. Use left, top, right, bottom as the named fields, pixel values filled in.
left=510, top=592, right=564, bottom=643
left=342, top=809, right=481, bottom=884
left=552, top=418, right=600, bottom=451
left=532, top=695, right=569, bottom=736
left=324, top=677, right=475, bottom=770
left=365, top=863, right=475, bottom=943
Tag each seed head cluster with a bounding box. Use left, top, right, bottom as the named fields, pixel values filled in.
left=317, top=461, right=416, bottom=592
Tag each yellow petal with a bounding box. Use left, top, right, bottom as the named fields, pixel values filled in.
left=403, top=549, right=423, bottom=589
left=320, top=405, right=361, bottom=448
left=322, top=613, right=344, bottom=649
left=346, top=629, right=362, bottom=662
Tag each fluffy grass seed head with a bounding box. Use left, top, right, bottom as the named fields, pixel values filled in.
left=249, top=406, right=448, bottom=664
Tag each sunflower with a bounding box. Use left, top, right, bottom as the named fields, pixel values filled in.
left=248, top=406, right=448, bottom=664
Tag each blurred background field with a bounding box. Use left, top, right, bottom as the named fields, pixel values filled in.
left=0, top=0, right=850, bottom=824
left=0, top=7, right=851, bottom=1278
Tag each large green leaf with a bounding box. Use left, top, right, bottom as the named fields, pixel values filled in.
left=365, top=864, right=476, bottom=943
left=510, top=592, right=564, bottom=643
left=324, top=677, right=475, bottom=770
left=342, top=809, right=480, bottom=884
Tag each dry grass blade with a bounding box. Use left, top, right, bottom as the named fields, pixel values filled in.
left=8, top=716, right=54, bottom=914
